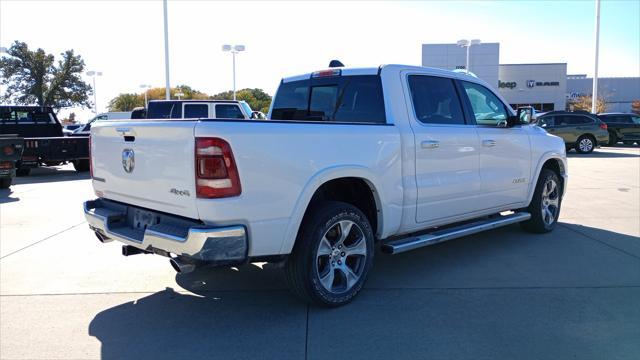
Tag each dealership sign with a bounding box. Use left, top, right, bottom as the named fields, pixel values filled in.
left=499, top=79, right=560, bottom=90
left=498, top=81, right=517, bottom=89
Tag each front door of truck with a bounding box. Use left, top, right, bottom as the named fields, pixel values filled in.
left=404, top=74, right=482, bottom=224
left=459, top=81, right=531, bottom=209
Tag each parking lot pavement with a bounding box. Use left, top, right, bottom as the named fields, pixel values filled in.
left=1, top=146, right=639, bottom=360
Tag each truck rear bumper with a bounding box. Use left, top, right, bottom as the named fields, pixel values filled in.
left=84, top=199, right=247, bottom=264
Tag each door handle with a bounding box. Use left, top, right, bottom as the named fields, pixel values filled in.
left=421, top=140, right=440, bottom=149
left=482, top=139, right=497, bottom=147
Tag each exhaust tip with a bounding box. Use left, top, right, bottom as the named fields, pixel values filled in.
left=94, top=231, right=112, bottom=243
left=170, top=258, right=196, bottom=274
left=122, top=245, right=146, bottom=257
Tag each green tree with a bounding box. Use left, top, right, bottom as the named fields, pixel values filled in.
left=107, top=93, right=144, bottom=111
left=0, top=41, right=92, bottom=109
left=211, top=88, right=272, bottom=113
left=107, top=85, right=210, bottom=111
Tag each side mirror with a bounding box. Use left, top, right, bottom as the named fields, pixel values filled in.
left=516, top=106, right=535, bottom=125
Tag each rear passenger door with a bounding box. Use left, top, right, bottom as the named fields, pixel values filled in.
left=405, top=74, right=482, bottom=223
left=459, top=81, right=531, bottom=209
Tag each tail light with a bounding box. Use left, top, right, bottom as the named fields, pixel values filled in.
left=195, top=137, right=241, bottom=198
left=0, top=162, right=12, bottom=170
left=599, top=122, right=607, bottom=130
left=2, top=145, right=14, bottom=156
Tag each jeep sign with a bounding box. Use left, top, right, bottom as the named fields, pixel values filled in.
left=498, top=81, right=517, bottom=89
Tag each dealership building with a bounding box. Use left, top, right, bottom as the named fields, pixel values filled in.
left=422, top=43, right=639, bottom=112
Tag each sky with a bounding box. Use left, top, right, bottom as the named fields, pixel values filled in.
left=1, top=0, right=639, bottom=122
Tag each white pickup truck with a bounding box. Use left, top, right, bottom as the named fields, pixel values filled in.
left=84, top=64, right=567, bottom=306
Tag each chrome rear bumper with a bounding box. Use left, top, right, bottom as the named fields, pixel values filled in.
left=84, top=199, right=247, bottom=264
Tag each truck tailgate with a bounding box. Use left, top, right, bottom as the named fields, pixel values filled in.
left=91, top=120, right=199, bottom=219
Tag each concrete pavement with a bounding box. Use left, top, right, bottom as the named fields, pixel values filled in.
left=1, top=146, right=639, bottom=359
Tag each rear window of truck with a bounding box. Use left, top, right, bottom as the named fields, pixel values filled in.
left=271, top=75, right=386, bottom=124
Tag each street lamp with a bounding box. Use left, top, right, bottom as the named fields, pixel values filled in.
left=222, top=44, right=245, bottom=100
left=140, top=84, right=151, bottom=107
left=86, top=70, right=103, bottom=114
left=175, top=91, right=184, bottom=100
left=457, top=39, right=481, bottom=74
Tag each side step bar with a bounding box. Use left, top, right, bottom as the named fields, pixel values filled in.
left=381, top=212, right=531, bottom=255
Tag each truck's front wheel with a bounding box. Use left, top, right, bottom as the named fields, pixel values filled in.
left=285, top=201, right=374, bottom=307
left=521, top=169, right=562, bottom=233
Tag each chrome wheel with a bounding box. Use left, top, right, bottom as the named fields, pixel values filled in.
left=541, top=178, right=560, bottom=226
left=579, top=138, right=593, bottom=152
left=316, top=220, right=367, bottom=294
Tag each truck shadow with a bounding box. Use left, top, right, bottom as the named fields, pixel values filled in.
left=0, top=188, right=19, bottom=203
left=14, top=166, right=90, bottom=185
left=567, top=149, right=640, bottom=158
left=87, top=223, right=639, bottom=360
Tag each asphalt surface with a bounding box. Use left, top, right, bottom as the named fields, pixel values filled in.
left=1, top=146, right=639, bottom=360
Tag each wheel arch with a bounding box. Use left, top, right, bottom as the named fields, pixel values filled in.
left=527, top=153, right=567, bottom=205
left=279, top=166, right=385, bottom=255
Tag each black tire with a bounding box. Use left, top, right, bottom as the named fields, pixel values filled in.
left=16, top=168, right=30, bottom=177
left=521, top=168, right=562, bottom=233
left=607, top=132, right=618, bottom=146
left=285, top=201, right=374, bottom=307
left=73, top=159, right=90, bottom=172
left=574, top=135, right=595, bottom=154
left=0, top=177, right=11, bottom=189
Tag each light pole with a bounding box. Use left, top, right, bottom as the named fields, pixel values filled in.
left=140, top=84, right=151, bottom=107
left=592, top=0, right=601, bottom=114
left=457, top=39, right=481, bottom=74
left=163, top=0, right=171, bottom=100
left=222, top=44, right=245, bottom=100
left=87, top=70, right=103, bottom=114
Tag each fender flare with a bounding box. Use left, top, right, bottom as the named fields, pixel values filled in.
left=526, top=151, right=568, bottom=204
left=278, top=165, right=385, bottom=255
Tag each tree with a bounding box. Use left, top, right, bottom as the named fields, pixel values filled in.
left=211, top=88, right=272, bottom=113
left=107, top=85, right=210, bottom=111
left=107, top=93, right=144, bottom=112
left=568, top=95, right=607, bottom=113
left=631, top=100, right=640, bottom=115
left=0, top=41, right=92, bottom=109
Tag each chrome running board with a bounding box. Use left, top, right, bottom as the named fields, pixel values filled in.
left=381, top=212, right=531, bottom=255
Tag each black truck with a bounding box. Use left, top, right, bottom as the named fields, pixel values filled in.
left=0, top=106, right=90, bottom=175
left=0, top=135, right=24, bottom=189
left=597, top=113, right=640, bottom=146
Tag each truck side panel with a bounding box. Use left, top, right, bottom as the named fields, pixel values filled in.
left=193, top=120, right=404, bottom=256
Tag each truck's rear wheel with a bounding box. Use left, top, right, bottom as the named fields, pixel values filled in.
left=285, top=201, right=374, bottom=307
left=73, top=159, right=90, bottom=172
left=521, top=168, right=562, bottom=233
left=0, top=177, right=12, bottom=189
left=16, top=168, right=30, bottom=177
